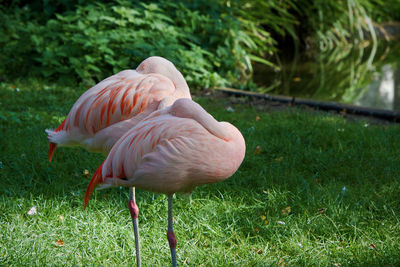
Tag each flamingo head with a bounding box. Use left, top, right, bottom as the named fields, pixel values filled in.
left=137, top=56, right=190, bottom=97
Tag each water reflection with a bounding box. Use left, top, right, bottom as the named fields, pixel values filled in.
left=254, top=41, right=400, bottom=112
left=355, top=64, right=394, bottom=110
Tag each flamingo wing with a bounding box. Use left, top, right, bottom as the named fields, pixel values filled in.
left=84, top=115, right=237, bottom=207
left=47, top=70, right=176, bottom=161
left=63, top=70, right=176, bottom=135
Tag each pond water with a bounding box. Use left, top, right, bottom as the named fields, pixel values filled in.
left=254, top=41, right=400, bottom=112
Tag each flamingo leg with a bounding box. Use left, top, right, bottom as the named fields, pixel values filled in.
left=167, top=195, right=177, bottom=267
left=128, top=187, right=141, bottom=267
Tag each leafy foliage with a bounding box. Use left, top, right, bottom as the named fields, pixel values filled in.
left=0, top=0, right=266, bottom=88
left=0, top=0, right=399, bottom=89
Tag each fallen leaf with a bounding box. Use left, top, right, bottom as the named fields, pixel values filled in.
left=370, top=243, right=377, bottom=250
left=340, top=241, right=345, bottom=247
left=55, top=239, right=64, bottom=246
left=256, top=249, right=262, bottom=254
left=27, top=206, right=37, bottom=216
left=318, top=208, right=327, bottom=214
left=261, top=215, right=266, bottom=220
left=82, top=169, right=90, bottom=178
left=293, top=77, right=301, bottom=82
left=341, top=186, right=347, bottom=195
left=58, top=215, right=64, bottom=222
left=281, top=206, right=291, bottom=216
left=254, top=145, right=261, bottom=155
left=183, top=257, right=190, bottom=265
left=255, top=116, right=261, bottom=121
left=279, top=258, right=285, bottom=266
left=254, top=228, right=259, bottom=232
left=226, top=106, right=235, bottom=112
left=264, top=219, right=269, bottom=225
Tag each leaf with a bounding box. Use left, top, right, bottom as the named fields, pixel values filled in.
left=260, top=215, right=268, bottom=224
left=55, top=239, right=64, bottom=247
left=248, top=54, right=278, bottom=69
left=318, top=208, right=327, bottom=214
left=226, top=106, right=235, bottom=112
left=82, top=169, right=90, bottom=178
left=253, top=145, right=261, bottom=155
left=281, top=206, right=291, bottom=216
left=27, top=206, right=37, bottom=216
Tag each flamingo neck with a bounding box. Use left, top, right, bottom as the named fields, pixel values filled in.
left=172, top=72, right=191, bottom=99
left=170, top=99, right=231, bottom=141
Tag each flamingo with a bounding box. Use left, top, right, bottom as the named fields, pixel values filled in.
left=84, top=98, right=246, bottom=267
left=46, top=56, right=191, bottom=267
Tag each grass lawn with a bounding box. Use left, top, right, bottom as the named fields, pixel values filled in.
left=1, top=79, right=400, bottom=266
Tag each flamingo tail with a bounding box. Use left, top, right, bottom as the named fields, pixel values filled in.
left=47, top=119, right=67, bottom=162
left=84, top=161, right=105, bottom=209
left=48, top=142, right=57, bottom=162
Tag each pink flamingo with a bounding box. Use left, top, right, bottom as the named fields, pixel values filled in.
left=46, top=56, right=191, bottom=267
left=84, top=98, right=246, bottom=267
left=46, top=56, right=191, bottom=159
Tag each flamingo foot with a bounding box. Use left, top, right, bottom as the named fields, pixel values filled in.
left=167, top=230, right=177, bottom=267
left=167, top=195, right=177, bottom=267
left=129, top=187, right=141, bottom=267
left=129, top=198, right=139, bottom=219
left=167, top=230, right=177, bottom=248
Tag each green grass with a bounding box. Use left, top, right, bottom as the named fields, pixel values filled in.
left=1, top=79, right=400, bottom=266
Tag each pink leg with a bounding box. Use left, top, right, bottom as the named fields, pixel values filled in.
left=129, top=187, right=141, bottom=267
left=167, top=195, right=177, bottom=267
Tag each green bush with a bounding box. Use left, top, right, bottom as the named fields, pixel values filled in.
left=0, top=0, right=277, bottom=88
left=1, top=0, right=399, bottom=89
